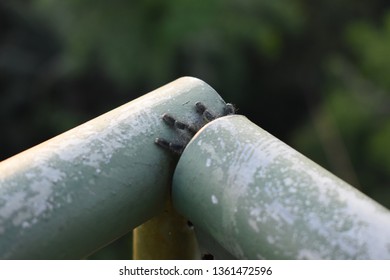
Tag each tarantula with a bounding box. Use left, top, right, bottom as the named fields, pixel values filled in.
left=155, top=101, right=235, bottom=155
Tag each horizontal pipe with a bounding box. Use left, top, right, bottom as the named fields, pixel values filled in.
left=0, top=77, right=228, bottom=259
left=172, top=115, right=390, bottom=259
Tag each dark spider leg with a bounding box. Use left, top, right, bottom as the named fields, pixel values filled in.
left=162, top=113, right=197, bottom=135
left=195, top=101, right=207, bottom=114
left=224, top=103, right=236, bottom=115
left=155, top=113, right=196, bottom=154
left=195, top=102, right=217, bottom=122
left=154, top=137, right=185, bottom=154
left=155, top=101, right=236, bottom=155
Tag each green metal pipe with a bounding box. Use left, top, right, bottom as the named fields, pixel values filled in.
left=172, top=115, right=390, bottom=259
left=0, top=77, right=228, bottom=259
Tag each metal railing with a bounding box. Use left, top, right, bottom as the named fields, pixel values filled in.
left=1, top=77, right=390, bottom=259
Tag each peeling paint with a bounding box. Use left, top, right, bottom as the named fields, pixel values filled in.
left=174, top=115, right=390, bottom=259
left=0, top=76, right=223, bottom=259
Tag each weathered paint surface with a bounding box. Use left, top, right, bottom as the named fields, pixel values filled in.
left=0, top=77, right=228, bottom=259
left=173, top=115, right=390, bottom=259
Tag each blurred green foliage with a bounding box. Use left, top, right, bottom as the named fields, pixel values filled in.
left=292, top=10, right=390, bottom=206
left=346, top=13, right=390, bottom=89
left=1, top=0, right=390, bottom=225
left=33, top=0, right=303, bottom=88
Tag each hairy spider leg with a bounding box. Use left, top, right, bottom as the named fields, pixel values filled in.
left=162, top=113, right=197, bottom=135
left=155, top=138, right=184, bottom=154
left=224, top=103, right=236, bottom=115
left=156, top=101, right=235, bottom=155
left=195, top=102, right=217, bottom=122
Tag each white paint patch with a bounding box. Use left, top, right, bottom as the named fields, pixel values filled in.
left=30, top=180, right=54, bottom=217
left=289, top=187, right=297, bottom=193
left=283, top=177, right=293, bottom=186
left=206, top=158, right=211, bottom=167
left=248, top=219, right=259, bottom=233
left=267, top=235, right=275, bottom=244
left=250, top=207, right=262, bottom=221
left=211, top=195, right=219, bottom=204
left=256, top=253, right=266, bottom=260
left=21, top=221, right=31, bottom=229
left=297, top=249, right=321, bottom=259
left=66, top=194, right=72, bottom=203
left=0, top=192, right=26, bottom=223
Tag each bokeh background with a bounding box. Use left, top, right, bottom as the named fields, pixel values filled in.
left=1, top=0, right=390, bottom=212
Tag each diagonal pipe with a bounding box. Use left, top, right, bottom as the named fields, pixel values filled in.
left=172, top=115, right=390, bottom=259
left=0, top=77, right=228, bottom=259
